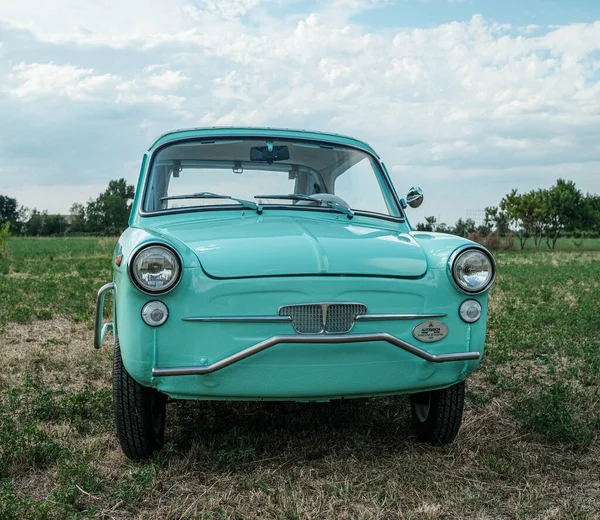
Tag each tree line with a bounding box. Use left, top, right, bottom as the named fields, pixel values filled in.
left=0, top=179, right=135, bottom=237
left=415, top=179, right=600, bottom=249
left=1, top=177, right=599, bottom=247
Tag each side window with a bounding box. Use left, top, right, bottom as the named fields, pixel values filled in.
left=333, top=158, right=390, bottom=215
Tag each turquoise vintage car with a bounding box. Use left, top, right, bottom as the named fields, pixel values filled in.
left=95, top=127, right=495, bottom=459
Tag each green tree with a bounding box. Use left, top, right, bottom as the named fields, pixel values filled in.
left=424, top=216, right=437, bottom=232
left=436, top=222, right=450, bottom=233
left=540, top=179, right=584, bottom=249
left=581, top=194, right=600, bottom=234
left=415, top=216, right=438, bottom=232
left=85, top=179, right=135, bottom=235
left=500, top=189, right=531, bottom=250
left=484, top=206, right=508, bottom=234
left=42, top=214, right=68, bottom=236
left=452, top=218, right=476, bottom=238
left=69, top=203, right=87, bottom=233
left=0, top=195, right=26, bottom=234
left=25, top=209, right=44, bottom=236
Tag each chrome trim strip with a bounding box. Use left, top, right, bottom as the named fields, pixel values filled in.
left=152, top=333, right=480, bottom=376
left=94, top=282, right=115, bottom=349
left=183, top=315, right=292, bottom=323
left=355, top=313, right=447, bottom=321
left=182, top=312, right=446, bottom=323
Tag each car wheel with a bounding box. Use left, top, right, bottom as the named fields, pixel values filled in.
left=113, top=337, right=167, bottom=460
left=409, top=380, right=465, bottom=445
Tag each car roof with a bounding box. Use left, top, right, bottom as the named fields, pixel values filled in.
left=147, top=127, right=380, bottom=158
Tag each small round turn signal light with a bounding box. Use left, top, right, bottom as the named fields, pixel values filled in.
left=459, top=299, right=482, bottom=323
left=141, top=301, right=169, bottom=327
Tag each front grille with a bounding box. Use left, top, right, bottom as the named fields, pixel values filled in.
left=278, top=303, right=367, bottom=334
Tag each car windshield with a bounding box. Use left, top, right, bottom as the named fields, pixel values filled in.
left=143, top=139, right=400, bottom=218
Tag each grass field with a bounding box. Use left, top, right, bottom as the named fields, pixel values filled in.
left=0, top=237, right=599, bottom=519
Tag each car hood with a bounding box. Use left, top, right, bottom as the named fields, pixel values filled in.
left=154, top=215, right=428, bottom=279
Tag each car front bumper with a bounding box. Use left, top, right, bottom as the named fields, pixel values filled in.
left=151, top=332, right=480, bottom=377
left=96, top=269, right=488, bottom=401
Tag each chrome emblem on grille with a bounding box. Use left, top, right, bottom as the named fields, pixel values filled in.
left=278, top=303, right=367, bottom=334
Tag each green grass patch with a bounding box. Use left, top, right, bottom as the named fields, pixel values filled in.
left=0, top=238, right=116, bottom=330
left=0, top=237, right=599, bottom=518
left=511, top=381, right=598, bottom=449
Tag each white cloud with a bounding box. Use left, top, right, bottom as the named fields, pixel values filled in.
left=0, top=2, right=599, bottom=221
left=147, top=70, right=190, bottom=90
left=5, top=63, right=190, bottom=110
left=187, top=0, right=263, bottom=19
left=5, top=63, right=121, bottom=100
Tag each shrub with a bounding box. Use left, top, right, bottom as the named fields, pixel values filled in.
left=0, top=222, right=10, bottom=260
left=484, top=232, right=500, bottom=250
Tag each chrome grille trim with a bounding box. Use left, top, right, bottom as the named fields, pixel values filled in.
left=278, top=303, right=368, bottom=334
left=182, top=315, right=292, bottom=323
left=355, top=313, right=447, bottom=321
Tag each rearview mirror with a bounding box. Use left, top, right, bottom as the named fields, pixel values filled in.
left=250, top=145, right=290, bottom=163
left=402, top=186, right=423, bottom=209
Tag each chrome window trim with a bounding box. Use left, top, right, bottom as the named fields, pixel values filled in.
left=152, top=332, right=480, bottom=377
left=447, top=244, right=496, bottom=295
left=128, top=242, right=183, bottom=296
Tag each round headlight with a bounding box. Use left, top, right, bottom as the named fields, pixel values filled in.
left=451, top=248, right=494, bottom=293
left=130, top=244, right=181, bottom=294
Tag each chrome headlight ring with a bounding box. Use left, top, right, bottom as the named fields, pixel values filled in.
left=128, top=242, right=183, bottom=295
left=448, top=245, right=496, bottom=295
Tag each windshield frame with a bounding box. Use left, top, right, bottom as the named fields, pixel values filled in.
left=138, top=137, right=406, bottom=222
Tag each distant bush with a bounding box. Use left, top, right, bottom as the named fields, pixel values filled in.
left=0, top=222, right=10, bottom=260
left=484, top=232, right=500, bottom=250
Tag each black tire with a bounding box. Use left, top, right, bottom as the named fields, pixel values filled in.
left=113, top=338, right=167, bottom=459
left=410, top=381, right=465, bottom=445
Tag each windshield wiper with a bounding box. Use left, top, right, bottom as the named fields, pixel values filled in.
left=254, top=194, right=354, bottom=219
left=160, top=192, right=262, bottom=214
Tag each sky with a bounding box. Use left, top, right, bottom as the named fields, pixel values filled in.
left=0, top=0, right=599, bottom=225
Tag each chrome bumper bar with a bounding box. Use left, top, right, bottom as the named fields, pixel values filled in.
left=94, top=282, right=115, bottom=349
left=152, top=333, right=480, bottom=377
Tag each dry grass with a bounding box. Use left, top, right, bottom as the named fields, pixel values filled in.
left=0, top=318, right=110, bottom=391
left=1, top=318, right=598, bottom=519
left=1, top=241, right=599, bottom=519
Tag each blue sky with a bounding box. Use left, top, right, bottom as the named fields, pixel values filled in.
left=0, top=0, right=599, bottom=225
left=357, top=0, right=600, bottom=28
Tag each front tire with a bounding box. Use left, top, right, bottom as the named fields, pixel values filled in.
left=410, top=381, right=465, bottom=445
left=113, top=338, right=167, bottom=459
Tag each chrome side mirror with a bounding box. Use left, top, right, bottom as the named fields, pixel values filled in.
left=401, top=186, right=424, bottom=209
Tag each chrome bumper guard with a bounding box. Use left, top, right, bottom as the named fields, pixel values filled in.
left=94, top=282, right=115, bottom=349
left=152, top=333, right=480, bottom=377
